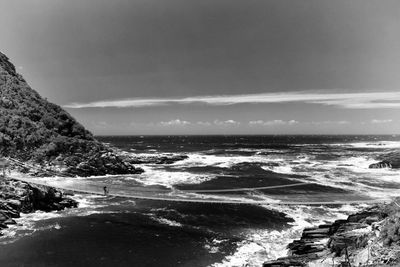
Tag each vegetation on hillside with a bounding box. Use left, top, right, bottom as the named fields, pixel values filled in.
left=0, top=52, right=141, bottom=176
left=0, top=52, right=94, bottom=159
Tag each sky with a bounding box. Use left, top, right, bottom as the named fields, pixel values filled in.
left=1, top=0, right=400, bottom=135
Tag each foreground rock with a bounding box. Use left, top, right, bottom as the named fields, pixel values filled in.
left=264, top=200, right=400, bottom=266
left=0, top=179, right=77, bottom=234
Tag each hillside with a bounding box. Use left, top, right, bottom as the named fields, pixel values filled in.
left=0, top=52, right=142, bottom=176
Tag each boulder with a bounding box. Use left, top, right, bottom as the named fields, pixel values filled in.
left=369, top=161, right=392, bottom=169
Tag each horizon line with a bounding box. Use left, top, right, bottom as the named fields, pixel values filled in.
left=94, top=133, right=400, bottom=137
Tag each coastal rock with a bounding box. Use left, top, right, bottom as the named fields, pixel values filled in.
left=263, top=203, right=398, bottom=266
left=0, top=179, right=77, bottom=235
left=263, top=256, right=308, bottom=266
left=369, top=161, right=392, bottom=169
left=63, top=151, right=144, bottom=176
left=123, top=154, right=189, bottom=165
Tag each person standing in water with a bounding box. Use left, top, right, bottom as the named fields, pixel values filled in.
left=103, top=186, right=109, bottom=195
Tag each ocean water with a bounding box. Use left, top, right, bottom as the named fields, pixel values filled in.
left=2, top=135, right=400, bottom=267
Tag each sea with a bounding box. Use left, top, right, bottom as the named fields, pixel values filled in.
left=1, top=135, right=400, bottom=267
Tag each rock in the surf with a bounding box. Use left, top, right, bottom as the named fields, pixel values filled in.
left=369, top=161, right=392, bottom=169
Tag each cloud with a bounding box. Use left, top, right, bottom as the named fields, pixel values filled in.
left=371, top=119, right=393, bottom=124
left=196, top=121, right=212, bottom=126
left=311, top=120, right=350, bottom=125
left=249, top=120, right=299, bottom=126
left=213, top=119, right=240, bottom=126
left=64, top=91, right=400, bottom=109
left=159, top=119, right=191, bottom=126
left=148, top=119, right=239, bottom=127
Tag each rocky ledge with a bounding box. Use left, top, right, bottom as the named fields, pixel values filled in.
left=62, top=151, right=145, bottom=177
left=67, top=151, right=189, bottom=176
left=14, top=152, right=188, bottom=177
left=10, top=150, right=145, bottom=177
left=121, top=153, right=188, bottom=165
left=263, top=200, right=400, bottom=266
left=0, top=179, right=77, bottom=233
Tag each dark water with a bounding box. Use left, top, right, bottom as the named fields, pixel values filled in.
left=0, top=200, right=291, bottom=267
left=98, top=135, right=400, bottom=153
left=2, top=135, right=400, bottom=266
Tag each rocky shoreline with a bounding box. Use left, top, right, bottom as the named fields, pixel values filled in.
left=264, top=200, right=400, bottom=266
left=8, top=151, right=188, bottom=177
left=0, top=178, right=77, bottom=235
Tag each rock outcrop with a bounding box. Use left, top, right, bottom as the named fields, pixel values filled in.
left=0, top=179, right=77, bottom=234
left=264, top=201, right=400, bottom=266
left=0, top=51, right=142, bottom=176
left=369, top=161, right=392, bottom=169
left=122, top=153, right=188, bottom=165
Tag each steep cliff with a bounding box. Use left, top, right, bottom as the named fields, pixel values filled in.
left=0, top=52, right=142, bottom=176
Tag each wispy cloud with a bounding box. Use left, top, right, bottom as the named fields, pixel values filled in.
left=196, top=121, right=212, bottom=126
left=64, top=91, right=400, bottom=109
left=159, top=119, right=191, bottom=126
left=154, top=119, right=240, bottom=127
left=214, top=119, right=240, bottom=126
left=371, top=119, right=393, bottom=124
left=311, top=120, right=350, bottom=125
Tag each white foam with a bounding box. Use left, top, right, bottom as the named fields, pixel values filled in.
left=152, top=217, right=183, bottom=227
left=171, top=153, right=284, bottom=168
left=261, top=164, right=294, bottom=174
left=0, top=207, right=114, bottom=245
left=341, top=141, right=400, bottom=149
left=0, top=210, right=66, bottom=244
left=132, top=166, right=213, bottom=188
left=256, top=153, right=400, bottom=199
